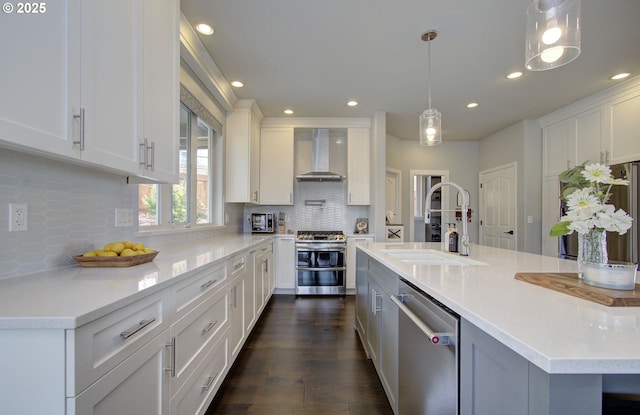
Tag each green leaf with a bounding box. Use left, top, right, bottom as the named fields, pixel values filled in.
left=550, top=221, right=571, bottom=237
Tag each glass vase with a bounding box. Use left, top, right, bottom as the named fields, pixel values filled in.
left=577, top=228, right=607, bottom=278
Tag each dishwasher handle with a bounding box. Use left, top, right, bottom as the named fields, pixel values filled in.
left=391, top=295, right=455, bottom=346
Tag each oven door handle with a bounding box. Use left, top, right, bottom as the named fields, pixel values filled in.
left=296, top=267, right=346, bottom=271
left=295, top=247, right=346, bottom=252
left=391, top=295, right=455, bottom=346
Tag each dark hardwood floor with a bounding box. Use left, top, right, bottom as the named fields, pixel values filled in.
left=205, top=294, right=394, bottom=415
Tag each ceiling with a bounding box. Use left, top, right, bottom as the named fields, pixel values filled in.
left=180, top=0, right=640, bottom=142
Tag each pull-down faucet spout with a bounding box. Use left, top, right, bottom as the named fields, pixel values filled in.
left=425, top=182, right=470, bottom=256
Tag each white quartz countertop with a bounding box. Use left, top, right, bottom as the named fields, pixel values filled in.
left=358, top=242, right=640, bottom=375
left=0, top=234, right=273, bottom=329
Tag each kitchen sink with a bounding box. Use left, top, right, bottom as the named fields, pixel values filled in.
left=379, top=249, right=487, bottom=266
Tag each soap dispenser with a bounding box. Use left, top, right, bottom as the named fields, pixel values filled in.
left=448, top=224, right=459, bottom=253
left=443, top=223, right=452, bottom=252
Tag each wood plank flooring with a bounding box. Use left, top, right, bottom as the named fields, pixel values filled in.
left=205, top=295, right=394, bottom=415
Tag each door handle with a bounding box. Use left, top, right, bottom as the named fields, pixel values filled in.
left=504, top=230, right=514, bottom=235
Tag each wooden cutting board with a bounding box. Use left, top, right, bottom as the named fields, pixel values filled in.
left=514, top=272, right=640, bottom=307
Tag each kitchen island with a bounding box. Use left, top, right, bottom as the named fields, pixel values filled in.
left=356, top=242, right=640, bottom=415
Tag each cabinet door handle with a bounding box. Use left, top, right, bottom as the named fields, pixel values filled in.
left=120, top=318, right=156, bottom=339
left=201, top=320, right=218, bottom=335
left=371, top=289, right=381, bottom=315
left=290, top=193, right=293, bottom=203
left=605, top=150, right=610, bottom=164
left=73, top=108, right=85, bottom=151
left=149, top=141, right=155, bottom=171
left=201, top=372, right=218, bottom=392
left=140, top=138, right=149, bottom=168
left=200, top=279, right=218, bottom=289
left=165, top=336, right=176, bottom=377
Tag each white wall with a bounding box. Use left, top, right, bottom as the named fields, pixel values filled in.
left=386, top=135, right=480, bottom=244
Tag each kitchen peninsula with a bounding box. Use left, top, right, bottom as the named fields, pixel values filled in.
left=356, top=242, right=640, bottom=415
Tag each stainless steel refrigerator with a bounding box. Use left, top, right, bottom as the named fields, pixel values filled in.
left=559, top=161, right=639, bottom=264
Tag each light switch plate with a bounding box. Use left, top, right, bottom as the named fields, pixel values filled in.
left=115, top=208, right=133, bottom=227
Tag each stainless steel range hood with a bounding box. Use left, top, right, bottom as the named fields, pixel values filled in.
left=296, top=128, right=344, bottom=182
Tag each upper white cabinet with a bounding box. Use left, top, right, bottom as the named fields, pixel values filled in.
left=259, top=127, right=294, bottom=205
left=0, top=0, right=178, bottom=182
left=225, top=100, right=262, bottom=203
left=347, top=127, right=371, bottom=205
left=0, top=1, right=80, bottom=159
left=608, top=87, right=640, bottom=164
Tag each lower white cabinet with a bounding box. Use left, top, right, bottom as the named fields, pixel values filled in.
left=275, top=236, right=296, bottom=289
left=347, top=236, right=374, bottom=290
left=68, top=329, right=171, bottom=415
left=0, top=239, right=277, bottom=415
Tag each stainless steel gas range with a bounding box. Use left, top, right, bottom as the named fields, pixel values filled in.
left=295, top=230, right=346, bottom=295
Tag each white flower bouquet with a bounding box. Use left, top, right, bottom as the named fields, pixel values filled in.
left=550, top=162, right=633, bottom=237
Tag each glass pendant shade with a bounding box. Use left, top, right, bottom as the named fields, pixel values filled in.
left=419, top=108, right=442, bottom=146
left=525, top=0, right=581, bottom=71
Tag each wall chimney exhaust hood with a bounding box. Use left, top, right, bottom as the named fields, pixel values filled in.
left=296, top=128, right=344, bottom=182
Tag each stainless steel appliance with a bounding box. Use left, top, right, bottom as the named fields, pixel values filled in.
left=392, top=278, right=460, bottom=415
left=251, top=212, right=275, bottom=233
left=559, top=161, right=639, bottom=264
left=295, top=230, right=346, bottom=295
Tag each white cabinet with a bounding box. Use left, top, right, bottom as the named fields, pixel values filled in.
left=542, top=119, right=572, bottom=177
left=0, top=0, right=179, bottom=182
left=228, top=272, right=245, bottom=360
left=275, top=236, right=296, bottom=289
left=347, top=127, right=371, bottom=205
left=138, top=0, right=179, bottom=183
left=347, top=235, right=374, bottom=290
left=542, top=176, right=561, bottom=257
left=256, top=241, right=274, bottom=309
left=608, top=87, right=640, bottom=164
left=68, top=329, right=171, bottom=415
left=0, top=0, right=79, bottom=159
left=226, top=100, right=262, bottom=203
left=259, top=127, right=294, bottom=205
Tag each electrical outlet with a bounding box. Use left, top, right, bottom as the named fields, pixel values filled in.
left=9, top=203, right=27, bottom=232
left=115, top=208, right=133, bottom=227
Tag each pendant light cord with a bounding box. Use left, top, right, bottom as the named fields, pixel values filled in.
left=427, top=39, right=432, bottom=110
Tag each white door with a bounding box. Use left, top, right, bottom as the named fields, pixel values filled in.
left=479, top=164, right=517, bottom=250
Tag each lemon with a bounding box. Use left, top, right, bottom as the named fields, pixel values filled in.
left=136, top=250, right=146, bottom=255
left=109, top=242, right=125, bottom=254
left=94, top=249, right=106, bottom=256
left=98, top=251, right=118, bottom=257
left=133, top=242, right=145, bottom=251
left=120, top=248, right=137, bottom=257
left=82, top=251, right=97, bottom=257
left=123, top=241, right=134, bottom=249
left=103, top=243, right=112, bottom=251
left=143, top=247, right=155, bottom=254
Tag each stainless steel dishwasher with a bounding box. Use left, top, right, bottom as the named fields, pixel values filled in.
left=391, top=278, right=460, bottom=415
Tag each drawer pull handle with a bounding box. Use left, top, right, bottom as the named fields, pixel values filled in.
left=200, top=279, right=218, bottom=289
left=201, top=320, right=218, bottom=335
left=233, top=262, right=244, bottom=271
left=165, top=336, right=176, bottom=377
left=120, top=318, right=156, bottom=339
left=201, top=372, right=218, bottom=392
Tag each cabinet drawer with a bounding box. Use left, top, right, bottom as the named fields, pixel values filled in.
left=170, top=334, right=229, bottom=415
left=174, top=263, right=227, bottom=318
left=171, top=288, right=228, bottom=391
left=229, top=253, right=247, bottom=280
left=66, top=290, right=168, bottom=396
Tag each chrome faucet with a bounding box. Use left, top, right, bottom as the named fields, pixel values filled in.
left=425, top=182, right=470, bottom=256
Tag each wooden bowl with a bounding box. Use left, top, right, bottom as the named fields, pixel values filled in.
left=73, top=251, right=159, bottom=268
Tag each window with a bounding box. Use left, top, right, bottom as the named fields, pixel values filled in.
left=139, top=101, right=223, bottom=230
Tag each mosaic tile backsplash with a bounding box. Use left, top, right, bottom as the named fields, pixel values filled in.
left=0, top=149, right=242, bottom=280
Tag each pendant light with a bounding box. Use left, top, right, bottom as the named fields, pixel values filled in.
left=419, top=30, right=442, bottom=146
left=525, top=0, right=581, bottom=71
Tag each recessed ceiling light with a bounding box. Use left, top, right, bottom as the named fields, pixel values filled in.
left=347, top=100, right=359, bottom=107
left=610, top=73, right=630, bottom=80
left=230, top=81, right=244, bottom=88
left=506, top=71, right=524, bottom=80
left=284, top=109, right=294, bottom=115
left=195, top=23, right=214, bottom=35
left=466, top=102, right=479, bottom=109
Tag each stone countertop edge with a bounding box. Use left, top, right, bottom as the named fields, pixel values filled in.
left=0, top=234, right=274, bottom=330
left=357, top=241, right=640, bottom=375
